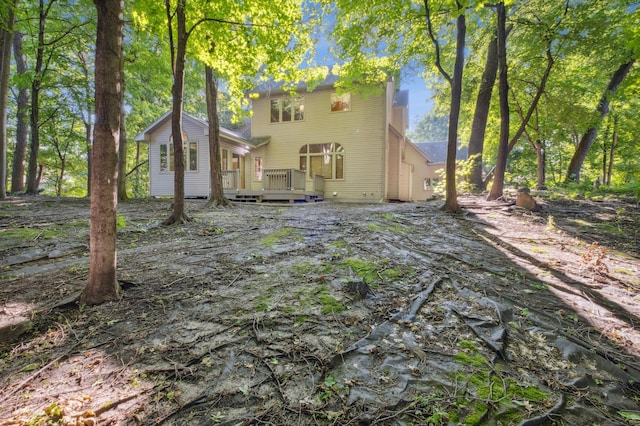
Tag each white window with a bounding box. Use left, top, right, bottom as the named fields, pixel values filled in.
left=254, top=157, right=263, bottom=181
left=162, top=134, right=197, bottom=172
left=299, top=143, right=344, bottom=180
left=331, top=92, right=351, bottom=112
left=270, top=97, right=304, bottom=123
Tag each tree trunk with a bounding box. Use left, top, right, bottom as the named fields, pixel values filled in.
left=440, top=10, right=465, bottom=213
left=482, top=40, right=555, bottom=189
left=11, top=30, right=28, bottom=194
left=81, top=0, right=123, bottom=305
left=86, top=121, right=92, bottom=196
left=535, top=140, right=546, bottom=190
left=26, top=0, right=49, bottom=195
left=565, top=60, right=635, bottom=182
left=468, top=35, right=498, bottom=191
left=164, top=0, right=190, bottom=225
left=117, top=38, right=127, bottom=201
left=0, top=0, right=16, bottom=199
left=205, top=64, right=230, bottom=207
left=117, top=94, right=128, bottom=200
left=607, top=115, right=618, bottom=185
left=487, top=2, right=509, bottom=201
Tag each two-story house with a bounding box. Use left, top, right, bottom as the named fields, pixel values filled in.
left=135, top=77, right=441, bottom=202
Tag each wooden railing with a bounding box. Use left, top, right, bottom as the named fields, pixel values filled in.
left=313, top=174, right=324, bottom=193
left=263, top=168, right=306, bottom=191
left=221, top=169, right=240, bottom=190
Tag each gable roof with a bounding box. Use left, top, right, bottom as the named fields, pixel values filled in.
left=415, top=142, right=468, bottom=164
left=134, top=111, right=269, bottom=148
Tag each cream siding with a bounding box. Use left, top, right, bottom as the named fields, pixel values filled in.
left=252, top=87, right=387, bottom=202
left=404, top=142, right=440, bottom=200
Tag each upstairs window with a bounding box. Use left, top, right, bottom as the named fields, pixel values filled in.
left=270, top=97, right=304, bottom=123
left=299, top=143, right=344, bottom=180
left=331, top=92, right=351, bottom=112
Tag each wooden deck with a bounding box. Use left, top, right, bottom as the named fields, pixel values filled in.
left=222, top=168, right=325, bottom=203
left=224, top=189, right=324, bottom=203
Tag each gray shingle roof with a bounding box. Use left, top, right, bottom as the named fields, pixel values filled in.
left=415, top=142, right=468, bottom=163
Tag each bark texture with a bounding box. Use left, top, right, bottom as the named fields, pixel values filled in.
left=164, top=0, right=190, bottom=225
left=0, top=0, right=16, bottom=199
left=11, top=30, right=28, bottom=193
left=487, top=2, right=509, bottom=201
left=468, top=35, right=498, bottom=191
left=565, top=60, right=635, bottom=182
left=81, top=0, right=123, bottom=305
left=206, top=64, right=230, bottom=208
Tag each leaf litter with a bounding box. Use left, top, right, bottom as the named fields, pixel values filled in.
left=0, top=194, right=639, bottom=425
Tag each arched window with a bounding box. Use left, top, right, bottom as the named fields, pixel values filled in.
left=299, top=143, right=344, bottom=180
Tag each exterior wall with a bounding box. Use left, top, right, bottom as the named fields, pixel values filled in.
left=251, top=86, right=387, bottom=202
left=404, top=143, right=440, bottom=201
left=147, top=115, right=248, bottom=197
left=147, top=115, right=209, bottom=197
left=386, top=128, right=401, bottom=200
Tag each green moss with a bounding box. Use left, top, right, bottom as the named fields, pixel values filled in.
left=463, top=403, right=488, bottom=425
left=458, top=340, right=479, bottom=352
left=318, top=290, right=345, bottom=314
left=260, top=227, right=302, bottom=246
left=454, top=351, right=488, bottom=368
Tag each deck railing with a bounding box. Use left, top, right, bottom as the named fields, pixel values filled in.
left=221, top=169, right=240, bottom=190
left=263, top=168, right=306, bottom=191
left=313, top=174, right=325, bottom=193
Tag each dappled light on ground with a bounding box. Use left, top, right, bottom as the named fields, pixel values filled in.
left=1, top=195, right=639, bottom=424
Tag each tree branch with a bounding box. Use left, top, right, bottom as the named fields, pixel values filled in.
left=423, top=0, right=452, bottom=84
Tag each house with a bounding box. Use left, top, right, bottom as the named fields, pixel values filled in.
left=415, top=141, right=468, bottom=191
left=135, top=77, right=441, bottom=202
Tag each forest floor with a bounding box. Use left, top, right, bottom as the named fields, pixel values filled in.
left=0, top=191, right=639, bottom=425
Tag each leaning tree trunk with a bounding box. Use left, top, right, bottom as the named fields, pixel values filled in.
left=487, top=2, right=509, bottom=201
left=205, top=63, right=230, bottom=207
left=0, top=0, right=16, bottom=199
left=468, top=35, right=498, bottom=191
left=81, top=0, right=123, bottom=305
left=565, top=60, right=635, bottom=183
left=11, top=30, right=28, bottom=193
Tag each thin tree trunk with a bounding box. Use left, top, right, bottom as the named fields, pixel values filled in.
left=535, top=140, right=546, bottom=189
left=441, top=10, right=464, bottom=213
left=468, top=35, right=498, bottom=191
left=11, top=30, right=28, bottom=194
left=487, top=2, right=509, bottom=201
left=482, top=40, right=555, bottom=189
left=205, top=63, right=230, bottom=207
left=117, top=93, right=128, bottom=200
left=26, top=0, right=49, bottom=195
left=565, top=60, right=635, bottom=182
left=607, top=115, right=618, bottom=185
left=86, top=122, right=92, bottom=196
left=81, top=0, right=123, bottom=305
left=0, top=0, right=17, bottom=199
left=164, top=0, right=190, bottom=225
left=601, top=126, right=609, bottom=186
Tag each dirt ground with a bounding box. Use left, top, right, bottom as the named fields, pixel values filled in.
left=0, top=192, right=639, bottom=425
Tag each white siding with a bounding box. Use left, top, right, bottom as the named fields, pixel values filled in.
left=147, top=115, right=249, bottom=197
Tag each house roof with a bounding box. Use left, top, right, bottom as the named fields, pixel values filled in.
left=251, top=74, right=340, bottom=96
left=415, top=142, right=468, bottom=164
left=134, top=111, right=269, bottom=148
